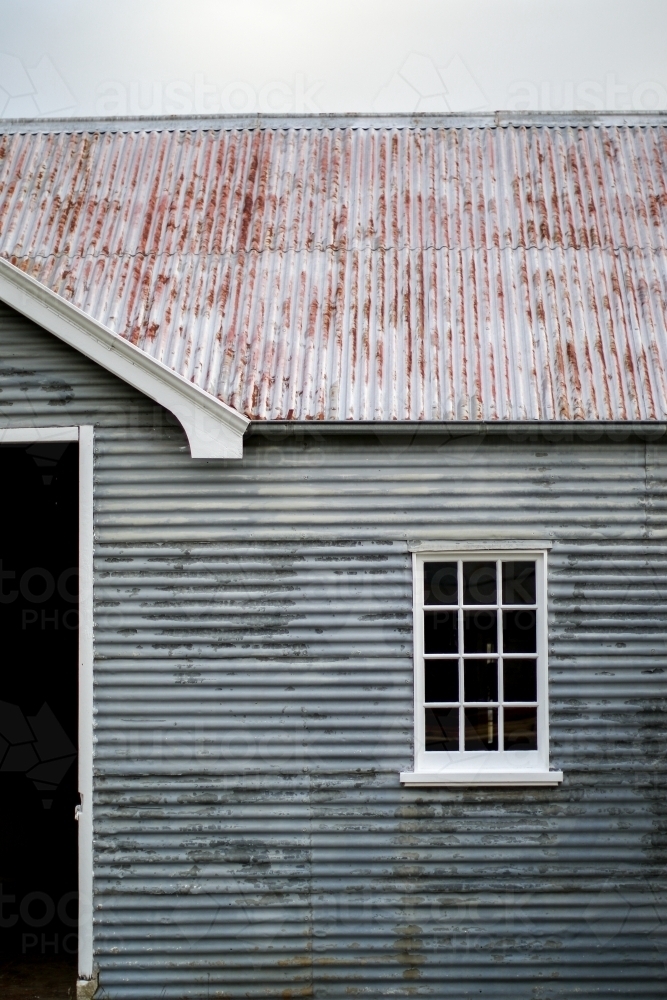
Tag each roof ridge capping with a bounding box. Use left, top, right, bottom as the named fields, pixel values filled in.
left=2, top=110, right=667, bottom=134
left=0, top=258, right=249, bottom=459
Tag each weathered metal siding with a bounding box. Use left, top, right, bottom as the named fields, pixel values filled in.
left=1, top=301, right=666, bottom=997
left=2, top=120, right=667, bottom=421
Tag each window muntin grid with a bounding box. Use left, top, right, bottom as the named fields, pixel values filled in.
left=422, top=559, right=539, bottom=753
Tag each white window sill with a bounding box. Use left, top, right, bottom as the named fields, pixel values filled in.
left=400, top=769, right=563, bottom=787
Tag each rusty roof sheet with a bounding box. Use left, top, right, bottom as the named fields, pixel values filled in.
left=1, top=116, right=667, bottom=421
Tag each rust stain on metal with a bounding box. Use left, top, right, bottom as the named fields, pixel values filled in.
left=0, top=120, right=666, bottom=421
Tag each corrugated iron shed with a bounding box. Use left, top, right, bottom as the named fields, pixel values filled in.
left=1, top=113, right=667, bottom=422
left=2, top=299, right=667, bottom=996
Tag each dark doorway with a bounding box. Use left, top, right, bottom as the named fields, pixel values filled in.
left=0, top=442, right=78, bottom=994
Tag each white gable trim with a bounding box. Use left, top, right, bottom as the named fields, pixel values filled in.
left=0, top=258, right=249, bottom=459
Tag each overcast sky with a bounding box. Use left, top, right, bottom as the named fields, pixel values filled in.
left=1, top=0, right=666, bottom=119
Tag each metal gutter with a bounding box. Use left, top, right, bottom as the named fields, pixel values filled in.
left=247, top=420, right=667, bottom=439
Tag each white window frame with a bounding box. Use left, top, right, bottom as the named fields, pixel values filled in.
left=0, top=426, right=95, bottom=984
left=400, top=544, right=563, bottom=787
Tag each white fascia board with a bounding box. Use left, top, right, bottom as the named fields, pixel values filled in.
left=0, top=426, right=79, bottom=442
left=0, top=258, right=249, bottom=459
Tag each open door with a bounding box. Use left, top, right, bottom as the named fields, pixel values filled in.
left=0, top=440, right=79, bottom=996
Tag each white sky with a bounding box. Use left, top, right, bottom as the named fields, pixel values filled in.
left=1, top=0, right=666, bottom=119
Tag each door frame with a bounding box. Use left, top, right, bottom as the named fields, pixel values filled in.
left=0, top=425, right=94, bottom=982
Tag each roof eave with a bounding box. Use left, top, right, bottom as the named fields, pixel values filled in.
left=0, top=258, right=249, bottom=459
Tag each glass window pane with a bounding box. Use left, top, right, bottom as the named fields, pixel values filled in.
left=503, top=609, right=536, bottom=653
left=463, top=561, right=496, bottom=605
left=464, top=659, right=498, bottom=702
left=503, top=659, right=537, bottom=702
left=502, top=561, right=536, bottom=605
left=504, top=708, right=537, bottom=750
left=424, top=562, right=458, bottom=605
left=463, top=609, right=497, bottom=653
left=425, top=659, right=459, bottom=703
left=464, top=707, right=498, bottom=750
left=425, top=707, right=459, bottom=751
left=424, top=610, right=458, bottom=654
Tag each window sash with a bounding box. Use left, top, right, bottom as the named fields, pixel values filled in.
left=413, top=549, right=550, bottom=772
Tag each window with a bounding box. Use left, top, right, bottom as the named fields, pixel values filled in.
left=401, top=548, right=562, bottom=786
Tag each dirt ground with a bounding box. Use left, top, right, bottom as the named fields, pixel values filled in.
left=0, top=957, right=78, bottom=999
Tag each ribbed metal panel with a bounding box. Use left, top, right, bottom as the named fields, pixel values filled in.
left=2, top=119, right=667, bottom=421
left=1, top=301, right=666, bottom=996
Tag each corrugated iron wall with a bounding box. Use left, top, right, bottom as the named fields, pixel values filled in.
left=1, top=301, right=666, bottom=997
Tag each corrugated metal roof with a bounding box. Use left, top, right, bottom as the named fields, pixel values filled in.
left=1, top=116, right=667, bottom=421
